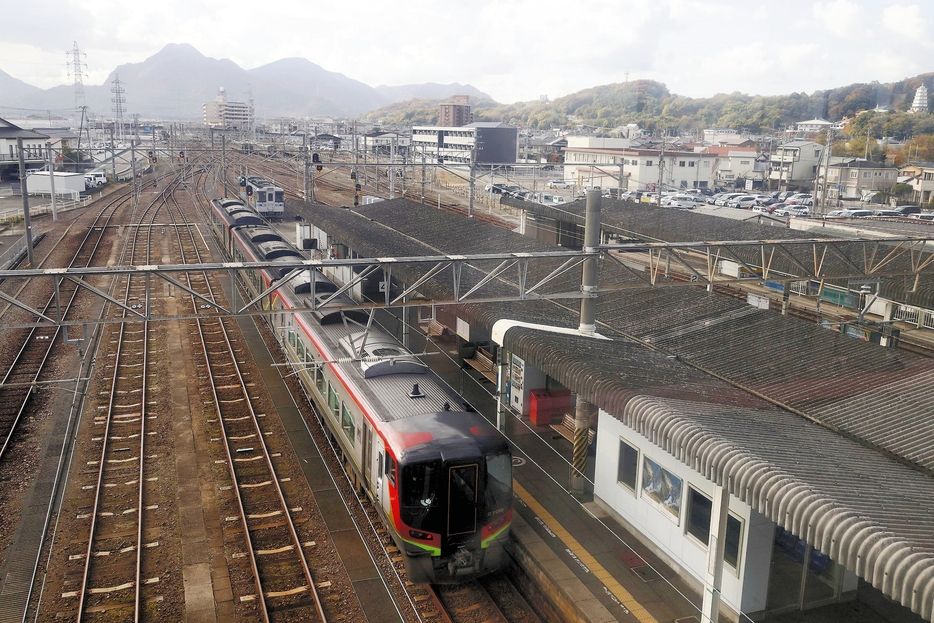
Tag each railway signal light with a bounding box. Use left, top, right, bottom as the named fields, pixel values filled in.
left=178, top=151, right=185, bottom=161
left=246, top=185, right=253, bottom=197
left=350, top=170, right=356, bottom=181
left=312, top=152, right=322, bottom=173
left=239, top=176, right=246, bottom=187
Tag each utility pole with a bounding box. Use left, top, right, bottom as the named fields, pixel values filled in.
left=390, top=135, right=395, bottom=198
left=16, top=138, right=35, bottom=266
left=363, top=135, right=368, bottom=188
left=130, top=139, right=138, bottom=207
left=657, top=133, right=666, bottom=206
left=302, top=134, right=309, bottom=201
left=110, top=126, right=116, bottom=182
left=47, top=142, right=58, bottom=221
left=221, top=134, right=227, bottom=196
left=420, top=149, right=426, bottom=204
left=468, top=145, right=476, bottom=217
left=819, top=129, right=834, bottom=214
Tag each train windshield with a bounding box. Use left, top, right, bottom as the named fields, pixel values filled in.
left=484, top=452, right=512, bottom=520
left=400, top=460, right=442, bottom=532
left=275, top=190, right=284, bottom=202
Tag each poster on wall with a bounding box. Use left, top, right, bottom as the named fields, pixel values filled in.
left=641, top=456, right=682, bottom=520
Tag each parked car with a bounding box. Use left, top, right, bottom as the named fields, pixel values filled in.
left=872, top=209, right=902, bottom=217
left=662, top=194, right=701, bottom=209
left=894, top=204, right=922, bottom=216
left=847, top=209, right=874, bottom=218
left=775, top=205, right=809, bottom=217
left=547, top=179, right=571, bottom=189
left=909, top=212, right=934, bottom=221
left=716, top=193, right=745, bottom=206
left=732, top=196, right=759, bottom=209
left=786, top=194, right=813, bottom=205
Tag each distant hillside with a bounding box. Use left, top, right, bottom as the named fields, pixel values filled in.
left=247, top=57, right=388, bottom=116
left=362, top=74, right=934, bottom=139
left=375, top=82, right=491, bottom=104
left=0, top=68, right=41, bottom=104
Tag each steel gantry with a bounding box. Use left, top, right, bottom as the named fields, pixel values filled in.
left=3, top=236, right=934, bottom=335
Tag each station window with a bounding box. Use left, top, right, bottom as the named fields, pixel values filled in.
left=686, top=487, right=743, bottom=569
left=616, top=439, right=639, bottom=491
left=341, top=401, right=355, bottom=446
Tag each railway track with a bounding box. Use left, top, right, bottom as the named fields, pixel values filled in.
left=175, top=173, right=326, bottom=622
left=0, top=188, right=136, bottom=464
left=71, top=178, right=179, bottom=620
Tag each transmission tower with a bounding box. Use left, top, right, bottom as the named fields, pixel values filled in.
left=66, top=41, right=87, bottom=121
left=111, top=74, right=126, bottom=141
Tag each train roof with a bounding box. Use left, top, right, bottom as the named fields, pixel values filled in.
left=338, top=331, right=428, bottom=378
left=383, top=411, right=509, bottom=464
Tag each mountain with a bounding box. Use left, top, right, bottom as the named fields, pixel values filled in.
left=0, top=68, right=41, bottom=103
left=3, top=44, right=389, bottom=120
left=246, top=57, right=388, bottom=117
left=375, top=82, right=491, bottom=104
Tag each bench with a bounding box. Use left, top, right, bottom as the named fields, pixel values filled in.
left=427, top=319, right=449, bottom=339
left=550, top=414, right=595, bottom=445
left=464, top=348, right=497, bottom=383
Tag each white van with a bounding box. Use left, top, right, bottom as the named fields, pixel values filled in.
left=84, top=172, right=107, bottom=188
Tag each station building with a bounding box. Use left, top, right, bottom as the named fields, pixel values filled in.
left=290, top=195, right=934, bottom=622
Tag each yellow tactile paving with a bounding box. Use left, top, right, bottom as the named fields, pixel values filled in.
left=513, top=480, right=660, bottom=623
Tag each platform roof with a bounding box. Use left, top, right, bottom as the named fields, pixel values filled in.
left=291, top=197, right=934, bottom=619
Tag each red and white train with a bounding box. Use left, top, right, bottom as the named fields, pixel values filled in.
left=209, top=197, right=513, bottom=582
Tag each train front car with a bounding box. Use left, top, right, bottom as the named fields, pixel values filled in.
left=385, top=411, right=512, bottom=584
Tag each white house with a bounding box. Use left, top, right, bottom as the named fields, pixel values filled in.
left=769, top=141, right=824, bottom=189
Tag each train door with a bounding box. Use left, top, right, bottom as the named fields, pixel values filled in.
left=363, top=423, right=373, bottom=490
left=372, top=436, right=385, bottom=507
left=447, top=463, right=478, bottom=536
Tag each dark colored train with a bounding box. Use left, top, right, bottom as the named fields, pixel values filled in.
left=209, top=197, right=513, bottom=582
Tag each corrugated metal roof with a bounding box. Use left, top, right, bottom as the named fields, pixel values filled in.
left=292, top=197, right=934, bottom=619
left=501, top=328, right=934, bottom=620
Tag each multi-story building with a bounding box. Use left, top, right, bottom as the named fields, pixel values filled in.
left=821, top=160, right=896, bottom=201
left=900, top=162, right=934, bottom=203
left=203, top=87, right=254, bottom=130
left=438, top=95, right=472, bottom=127
left=411, top=122, right=517, bottom=165
left=702, top=146, right=762, bottom=186
left=562, top=145, right=718, bottom=191
left=769, top=141, right=824, bottom=190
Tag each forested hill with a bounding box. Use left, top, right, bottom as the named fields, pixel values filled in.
left=363, top=74, right=934, bottom=138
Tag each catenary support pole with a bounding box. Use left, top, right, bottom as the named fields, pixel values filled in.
left=16, top=139, right=35, bottom=266
left=47, top=143, right=58, bottom=221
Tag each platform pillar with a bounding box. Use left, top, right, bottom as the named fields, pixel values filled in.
left=701, top=484, right=730, bottom=623
left=570, top=397, right=590, bottom=497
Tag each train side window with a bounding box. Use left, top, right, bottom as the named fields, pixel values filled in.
left=386, top=454, right=397, bottom=487
left=327, top=382, right=340, bottom=415
left=296, top=337, right=304, bottom=358
left=288, top=330, right=296, bottom=347
left=316, top=365, right=326, bottom=394
left=341, top=402, right=355, bottom=446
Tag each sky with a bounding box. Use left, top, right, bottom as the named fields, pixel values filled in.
left=1, top=0, right=933, bottom=105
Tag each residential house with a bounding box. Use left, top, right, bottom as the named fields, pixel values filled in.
left=821, top=160, right=897, bottom=201
left=0, top=117, right=50, bottom=180
left=703, top=146, right=762, bottom=187
left=769, top=141, right=824, bottom=190
left=900, top=162, right=934, bottom=204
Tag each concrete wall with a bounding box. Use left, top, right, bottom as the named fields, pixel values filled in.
left=593, top=410, right=770, bottom=619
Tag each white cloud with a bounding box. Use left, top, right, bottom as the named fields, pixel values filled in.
left=812, top=0, right=865, bottom=38
left=883, top=4, right=928, bottom=40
